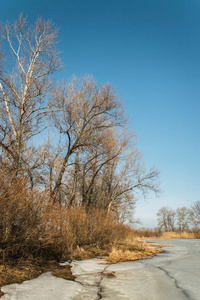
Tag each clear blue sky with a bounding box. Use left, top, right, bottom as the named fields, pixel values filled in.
left=1, top=0, right=200, bottom=227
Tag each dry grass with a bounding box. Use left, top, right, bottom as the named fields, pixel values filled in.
left=142, top=231, right=199, bottom=239
left=106, top=233, right=165, bottom=263
left=106, top=244, right=163, bottom=264
left=52, top=265, right=75, bottom=281
left=131, top=229, right=200, bottom=240
left=102, top=271, right=115, bottom=278
left=160, top=231, right=197, bottom=239
left=70, top=245, right=110, bottom=260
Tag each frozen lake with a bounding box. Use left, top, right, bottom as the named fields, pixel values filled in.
left=2, top=239, right=200, bottom=299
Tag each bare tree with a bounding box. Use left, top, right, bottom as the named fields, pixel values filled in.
left=77, top=128, right=131, bottom=208
left=49, top=76, right=159, bottom=212
left=50, top=76, right=124, bottom=200
left=0, top=15, right=60, bottom=181
left=99, top=130, right=159, bottom=216
left=191, top=201, right=200, bottom=228
left=157, top=207, right=176, bottom=231
left=176, top=207, right=192, bottom=231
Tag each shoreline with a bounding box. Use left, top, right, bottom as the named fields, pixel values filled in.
left=1, top=236, right=199, bottom=298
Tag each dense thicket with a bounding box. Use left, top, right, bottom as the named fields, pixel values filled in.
left=0, top=161, right=132, bottom=261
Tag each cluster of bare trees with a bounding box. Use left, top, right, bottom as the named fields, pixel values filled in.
left=0, top=15, right=159, bottom=221
left=157, top=202, right=200, bottom=231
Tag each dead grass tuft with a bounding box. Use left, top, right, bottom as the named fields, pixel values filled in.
left=103, top=271, right=115, bottom=278
left=106, top=245, right=163, bottom=264
left=52, top=265, right=75, bottom=281
left=106, top=238, right=164, bottom=264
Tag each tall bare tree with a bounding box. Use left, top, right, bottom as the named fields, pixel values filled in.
left=191, top=201, right=200, bottom=228
left=157, top=206, right=176, bottom=231
left=97, top=129, right=159, bottom=217
left=176, top=207, right=192, bottom=231
left=45, top=76, right=160, bottom=214
left=0, top=15, right=60, bottom=181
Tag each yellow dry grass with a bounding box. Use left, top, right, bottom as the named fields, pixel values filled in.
left=144, top=231, right=197, bottom=240
left=106, top=246, right=163, bottom=263
left=52, top=265, right=75, bottom=281
left=161, top=231, right=197, bottom=239
left=106, top=237, right=164, bottom=263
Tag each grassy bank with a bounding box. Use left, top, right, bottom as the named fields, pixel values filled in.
left=0, top=236, right=164, bottom=297
left=1, top=167, right=198, bottom=295
left=0, top=204, right=165, bottom=296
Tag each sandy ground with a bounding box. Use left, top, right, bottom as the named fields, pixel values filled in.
left=1, top=239, right=200, bottom=299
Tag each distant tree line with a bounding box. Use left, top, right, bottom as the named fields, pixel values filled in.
left=157, top=201, right=200, bottom=231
